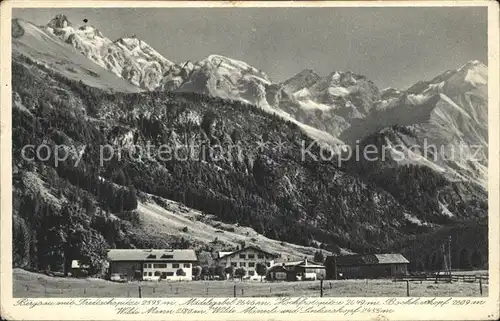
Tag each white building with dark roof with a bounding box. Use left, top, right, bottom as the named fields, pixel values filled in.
left=216, top=246, right=278, bottom=280
left=107, top=249, right=198, bottom=281
left=267, top=258, right=326, bottom=281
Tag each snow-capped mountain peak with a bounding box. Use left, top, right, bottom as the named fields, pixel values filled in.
left=157, top=54, right=273, bottom=102
left=457, top=59, right=485, bottom=72
left=457, top=60, right=488, bottom=87
left=114, top=36, right=172, bottom=66
left=200, top=54, right=272, bottom=84
left=44, top=14, right=173, bottom=90
left=381, top=87, right=401, bottom=100
left=281, top=69, right=320, bottom=93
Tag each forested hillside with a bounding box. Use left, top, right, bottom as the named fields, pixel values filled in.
left=12, top=53, right=487, bottom=273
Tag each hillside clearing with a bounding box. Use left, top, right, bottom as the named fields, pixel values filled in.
left=135, top=198, right=341, bottom=260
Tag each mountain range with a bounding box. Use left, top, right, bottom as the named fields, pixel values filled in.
left=11, top=15, right=488, bottom=272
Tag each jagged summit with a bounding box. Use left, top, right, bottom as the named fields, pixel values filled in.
left=12, top=18, right=140, bottom=92
left=281, top=68, right=321, bottom=93
left=203, top=54, right=269, bottom=78
left=381, top=87, right=401, bottom=100
left=42, top=14, right=173, bottom=90
left=458, top=59, right=486, bottom=71
left=47, top=14, right=71, bottom=29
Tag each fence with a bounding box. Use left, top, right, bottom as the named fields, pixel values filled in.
left=16, top=276, right=488, bottom=298
left=393, top=273, right=489, bottom=283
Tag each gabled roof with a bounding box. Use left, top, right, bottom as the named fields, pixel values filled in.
left=267, top=265, right=288, bottom=273
left=282, top=260, right=305, bottom=267
left=280, top=260, right=325, bottom=268
left=218, top=246, right=279, bottom=260
left=374, top=254, right=410, bottom=264
left=218, top=251, right=234, bottom=259
left=108, top=249, right=198, bottom=262
left=297, top=263, right=326, bottom=269
left=327, top=253, right=409, bottom=266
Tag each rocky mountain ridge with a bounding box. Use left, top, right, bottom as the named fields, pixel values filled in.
left=10, top=14, right=488, bottom=273
left=45, top=14, right=174, bottom=90
left=17, top=16, right=489, bottom=189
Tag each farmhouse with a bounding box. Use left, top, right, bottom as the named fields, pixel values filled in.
left=216, top=246, right=279, bottom=280
left=325, top=253, right=409, bottom=279
left=107, top=249, right=198, bottom=281
left=267, top=259, right=326, bottom=281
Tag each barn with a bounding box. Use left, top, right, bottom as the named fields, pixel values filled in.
left=325, top=253, right=409, bottom=279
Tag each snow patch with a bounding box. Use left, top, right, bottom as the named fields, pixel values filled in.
left=327, top=86, right=350, bottom=97
left=439, top=202, right=454, bottom=217
left=404, top=213, right=427, bottom=226
left=464, top=69, right=487, bottom=86
left=293, top=88, right=311, bottom=99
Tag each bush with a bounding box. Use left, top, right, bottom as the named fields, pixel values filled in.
left=224, top=266, right=234, bottom=277
left=255, top=263, right=267, bottom=279
left=313, top=251, right=324, bottom=263
left=192, top=266, right=202, bottom=279
left=234, top=267, right=246, bottom=279
left=214, top=265, right=225, bottom=278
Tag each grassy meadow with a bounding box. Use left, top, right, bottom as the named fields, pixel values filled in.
left=13, top=269, right=488, bottom=298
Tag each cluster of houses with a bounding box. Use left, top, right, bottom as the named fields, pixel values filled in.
left=98, top=245, right=410, bottom=282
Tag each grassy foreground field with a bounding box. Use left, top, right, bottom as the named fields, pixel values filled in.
left=13, top=269, right=488, bottom=298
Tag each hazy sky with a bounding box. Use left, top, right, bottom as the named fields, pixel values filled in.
left=13, top=7, right=487, bottom=89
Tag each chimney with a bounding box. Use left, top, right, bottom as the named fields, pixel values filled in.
left=304, top=256, right=308, bottom=266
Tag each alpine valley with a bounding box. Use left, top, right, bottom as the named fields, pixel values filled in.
left=11, top=15, right=487, bottom=274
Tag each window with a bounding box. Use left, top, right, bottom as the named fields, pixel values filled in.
left=172, top=263, right=179, bottom=268
left=148, top=272, right=152, bottom=276
left=154, top=263, right=167, bottom=268
left=154, top=271, right=161, bottom=276
left=147, top=254, right=157, bottom=259
left=249, top=271, right=255, bottom=276
left=166, top=272, right=174, bottom=276
left=161, top=254, right=173, bottom=259
left=248, top=262, right=255, bottom=267
left=143, top=272, right=147, bottom=276
left=257, top=254, right=264, bottom=259
left=248, top=254, right=255, bottom=259
left=183, top=263, right=190, bottom=268
left=239, top=254, right=246, bottom=259
left=161, top=272, right=167, bottom=279
left=231, top=262, right=237, bottom=267
left=240, top=262, right=246, bottom=267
